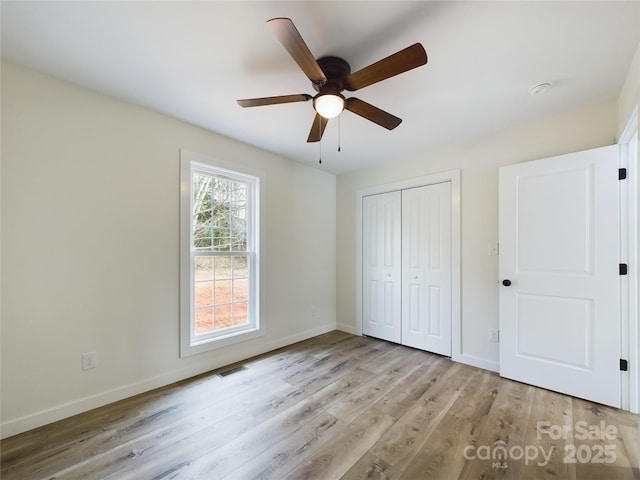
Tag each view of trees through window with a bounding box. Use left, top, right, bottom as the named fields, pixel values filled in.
left=192, top=173, right=250, bottom=335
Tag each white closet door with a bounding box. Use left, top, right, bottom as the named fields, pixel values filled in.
left=401, top=183, right=452, bottom=355
left=362, top=191, right=402, bottom=343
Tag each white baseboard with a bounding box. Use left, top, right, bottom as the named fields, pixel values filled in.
left=1, top=323, right=336, bottom=439
left=453, top=353, right=500, bottom=373
left=336, top=322, right=356, bottom=335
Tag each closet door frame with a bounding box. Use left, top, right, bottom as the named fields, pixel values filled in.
left=356, top=169, right=461, bottom=360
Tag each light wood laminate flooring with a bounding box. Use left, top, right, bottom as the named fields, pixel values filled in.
left=1, top=331, right=638, bottom=479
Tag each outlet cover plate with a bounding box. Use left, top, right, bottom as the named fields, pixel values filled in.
left=82, top=352, right=97, bottom=370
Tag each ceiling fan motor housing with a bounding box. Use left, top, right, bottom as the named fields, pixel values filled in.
left=314, top=56, right=351, bottom=94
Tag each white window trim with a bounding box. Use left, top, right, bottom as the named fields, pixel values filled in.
left=179, top=150, right=266, bottom=357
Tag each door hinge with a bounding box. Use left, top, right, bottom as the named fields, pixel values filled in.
left=619, top=168, right=627, bottom=180
left=620, top=359, right=629, bottom=371
left=620, top=263, right=628, bottom=275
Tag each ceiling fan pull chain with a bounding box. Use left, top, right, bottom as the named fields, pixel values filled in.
left=338, top=115, right=341, bottom=152
left=318, top=117, right=323, bottom=164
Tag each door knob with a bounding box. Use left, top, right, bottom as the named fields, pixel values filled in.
left=502, top=279, right=512, bottom=286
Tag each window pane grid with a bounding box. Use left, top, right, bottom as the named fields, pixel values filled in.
left=193, top=252, right=251, bottom=336
left=192, top=173, right=250, bottom=252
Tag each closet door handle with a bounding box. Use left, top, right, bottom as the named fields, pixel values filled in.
left=502, top=279, right=512, bottom=287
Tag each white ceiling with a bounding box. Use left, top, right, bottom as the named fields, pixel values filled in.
left=2, top=1, right=639, bottom=174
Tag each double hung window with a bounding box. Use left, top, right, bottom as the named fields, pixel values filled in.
left=180, top=152, right=262, bottom=356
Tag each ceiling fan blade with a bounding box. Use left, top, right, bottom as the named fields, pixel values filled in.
left=267, top=18, right=327, bottom=84
left=307, top=113, right=329, bottom=142
left=345, top=98, right=402, bottom=130
left=237, top=94, right=312, bottom=108
left=345, top=43, right=427, bottom=91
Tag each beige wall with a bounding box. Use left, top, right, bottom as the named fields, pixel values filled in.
left=336, top=100, right=618, bottom=371
left=618, top=42, right=639, bottom=138
left=0, top=62, right=337, bottom=437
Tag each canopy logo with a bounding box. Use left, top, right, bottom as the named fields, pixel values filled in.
left=463, top=421, right=618, bottom=469
left=463, top=440, right=553, bottom=468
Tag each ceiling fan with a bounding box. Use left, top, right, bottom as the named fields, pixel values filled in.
left=237, top=18, right=428, bottom=143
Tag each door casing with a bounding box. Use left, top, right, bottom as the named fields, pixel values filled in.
left=619, top=106, right=639, bottom=413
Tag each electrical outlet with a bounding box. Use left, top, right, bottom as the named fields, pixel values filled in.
left=310, top=306, right=317, bottom=318
left=489, top=329, right=500, bottom=342
left=488, top=242, right=499, bottom=256
left=82, top=352, right=97, bottom=370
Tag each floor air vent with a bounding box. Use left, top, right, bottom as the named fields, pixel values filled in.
left=217, top=365, right=247, bottom=377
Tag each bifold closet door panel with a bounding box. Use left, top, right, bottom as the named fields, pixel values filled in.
left=401, top=183, right=452, bottom=355
left=362, top=191, right=402, bottom=343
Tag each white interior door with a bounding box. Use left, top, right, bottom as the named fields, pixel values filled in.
left=402, top=183, right=452, bottom=355
left=362, top=191, right=402, bottom=343
left=499, top=145, right=621, bottom=407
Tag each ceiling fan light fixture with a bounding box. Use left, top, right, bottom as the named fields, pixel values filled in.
left=314, top=94, right=345, bottom=119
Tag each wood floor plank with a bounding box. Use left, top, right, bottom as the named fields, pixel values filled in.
left=387, top=367, right=502, bottom=479
left=167, top=411, right=340, bottom=479
left=572, top=397, right=638, bottom=480
left=219, top=412, right=343, bottom=480
left=340, top=451, right=398, bottom=480
left=49, top=408, right=259, bottom=480
left=35, top=376, right=295, bottom=479
left=326, top=349, right=430, bottom=424
left=619, top=424, right=640, bottom=480
left=1, top=356, right=311, bottom=480
left=188, top=368, right=373, bottom=479
left=362, top=355, right=451, bottom=420
left=357, top=342, right=410, bottom=375
left=250, top=366, right=374, bottom=423
left=455, top=377, right=536, bottom=479
left=446, top=368, right=502, bottom=422
left=281, top=411, right=397, bottom=480
left=283, top=337, right=391, bottom=388
left=293, top=331, right=362, bottom=360
left=371, top=362, right=477, bottom=469
left=397, top=412, right=474, bottom=480
left=1, top=332, right=637, bottom=480
left=515, top=387, right=576, bottom=480
left=102, top=364, right=372, bottom=480
left=311, top=334, right=381, bottom=360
